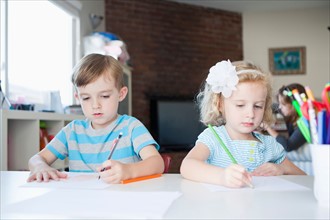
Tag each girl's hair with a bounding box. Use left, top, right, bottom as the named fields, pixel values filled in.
left=277, top=83, right=306, bottom=124
left=71, top=53, right=125, bottom=90
left=197, top=60, right=273, bottom=126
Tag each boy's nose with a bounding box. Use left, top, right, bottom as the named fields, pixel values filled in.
left=92, top=99, right=101, bottom=109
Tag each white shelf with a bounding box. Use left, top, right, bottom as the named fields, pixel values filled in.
left=0, top=110, right=85, bottom=171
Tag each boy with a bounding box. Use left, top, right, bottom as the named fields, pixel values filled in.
left=27, top=54, right=164, bottom=183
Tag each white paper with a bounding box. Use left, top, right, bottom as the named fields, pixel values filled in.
left=3, top=190, right=182, bottom=219
left=22, top=172, right=110, bottom=189
left=202, top=176, right=310, bottom=192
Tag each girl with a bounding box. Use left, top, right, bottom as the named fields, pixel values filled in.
left=261, top=83, right=313, bottom=175
left=262, top=83, right=307, bottom=152
left=180, top=60, right=305, bottom=188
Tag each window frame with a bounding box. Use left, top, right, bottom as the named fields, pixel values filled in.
left=0, top=0, right=81, bottom=106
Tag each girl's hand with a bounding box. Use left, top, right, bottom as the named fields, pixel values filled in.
left=27, top=165, right=67, bottom=182
left=252, top=163, right=284, bottom=176
left=222, top=164, right=253, bottom=188
left=98, top=160, right=131, bottom=184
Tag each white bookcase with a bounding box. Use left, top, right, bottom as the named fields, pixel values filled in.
left=0, top=110, right=85, bottom=171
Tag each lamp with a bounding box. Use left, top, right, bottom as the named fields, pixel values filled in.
left=89, top=13, right=103, bottom=30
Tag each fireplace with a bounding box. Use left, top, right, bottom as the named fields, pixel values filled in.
left=150, top=97, right=206, bottom=152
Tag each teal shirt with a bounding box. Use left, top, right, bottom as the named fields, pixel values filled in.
left=197, top=125, right=286, bottom=172
left=47, top=115, right=159, bottom=172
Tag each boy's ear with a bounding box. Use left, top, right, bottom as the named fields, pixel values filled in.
left=119, top=86, right=128, bottom=102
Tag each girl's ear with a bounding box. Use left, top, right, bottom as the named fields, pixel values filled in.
left=119, top=86, right=128, bottom=102
left=217, top=95, right=224, bottom=112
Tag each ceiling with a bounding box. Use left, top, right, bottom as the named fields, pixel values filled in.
left=167, top=0, right=330, bottom=13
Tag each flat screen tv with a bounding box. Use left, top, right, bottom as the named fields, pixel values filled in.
left=150, top=98, right=206, bottom=151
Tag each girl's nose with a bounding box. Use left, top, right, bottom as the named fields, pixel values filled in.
left=246, top=107, right=255, bottom=118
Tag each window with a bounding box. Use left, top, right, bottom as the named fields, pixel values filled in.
left=0, top=0, right=80, bottom=111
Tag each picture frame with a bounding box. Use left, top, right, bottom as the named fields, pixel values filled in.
left=268, top=46, right=306, bottom=75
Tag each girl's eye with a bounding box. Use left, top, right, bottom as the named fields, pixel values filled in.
left=255, top=105, right=263, bottom=109
left=236, top=105, right=244, bottom=108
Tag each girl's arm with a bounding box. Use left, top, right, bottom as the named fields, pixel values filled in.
left=27, top=148, right=67, bottom=182
left=279, top=158, right=306, bottom=175
left=180, top=143, right=252, bottom=188
left=263, top=123, right=306, bottom=152
left=252, top=158, right=306, bottom=176
left=275, top=128, right=306, bottom=152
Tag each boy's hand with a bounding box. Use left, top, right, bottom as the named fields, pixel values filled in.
left=251, top=163, right=284, bottom=176
left=223, top=164, right=253, bottom=188
left=98, top=160, right=131, bottom=184
left=27, top=165, right=67, bottom=182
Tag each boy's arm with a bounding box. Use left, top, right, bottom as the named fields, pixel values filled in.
left=27, top=148, right=67, bottom=182
left=129, top=145, right=165, bottom=178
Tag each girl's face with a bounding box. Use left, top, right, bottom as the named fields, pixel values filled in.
left=278, top=95, right=295, bottom=117
left=222, top=82, right=267, bottom=140
left=75, top=74, right=127, bottom=130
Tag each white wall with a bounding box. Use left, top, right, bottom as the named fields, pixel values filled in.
left=243, top=7, right=329, bottom=99
left=79, top=0, right=105, bottom=36
left=75, top=0, right=105, bottom=57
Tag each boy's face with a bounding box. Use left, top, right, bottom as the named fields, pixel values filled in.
left=222, top=82, right=267, bottom=140
left=75, top=74, right=127, bottom=130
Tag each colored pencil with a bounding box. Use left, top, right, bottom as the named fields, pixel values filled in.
left=208, top=124, right=254, bottom=188
left=98, top=132, right=123, bottom=179
left=121, top=173, right=162, bottom=184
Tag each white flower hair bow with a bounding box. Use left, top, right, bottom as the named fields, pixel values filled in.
left=206, top=60, right=239, bottom=98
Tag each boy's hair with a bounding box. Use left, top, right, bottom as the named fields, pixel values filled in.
left=71, top=53, right=125, bottom=89
left=277, top=83, right=306, bottom=124
left=197, top=60, right=273, bottom=126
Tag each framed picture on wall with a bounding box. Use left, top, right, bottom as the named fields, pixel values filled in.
left=268, top=46, right=306, bottom=75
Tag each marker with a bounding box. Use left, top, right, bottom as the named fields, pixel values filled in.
left=292, top=100, right=303, bottom=117
left=292, top=89, right=304, bottom=106
left=317, top=110, right=326, bottom=144
left=297, top=118, right=311, bottom=143
left=208, top=124, right=254, bottom=189
left=98, top=132, right=123, bottom=180
left=121, top=173, right=162, bottom=184
left=286, top=90, right=303, bottom=117
left=300, top=92, right=307, bottom=103
left=305, top=86, right=315, bottom=101
left=307, top=100, right=318, bottom=144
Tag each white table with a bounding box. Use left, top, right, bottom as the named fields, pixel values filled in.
left=1, top=171, right=329, bottom=219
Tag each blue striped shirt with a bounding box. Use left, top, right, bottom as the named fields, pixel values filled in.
left=197, top=126, right=286, bottom=172
left=46, top=115, right=159, bottom=172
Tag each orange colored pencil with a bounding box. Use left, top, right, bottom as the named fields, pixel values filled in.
left=121, top=173, right=162, bottom=184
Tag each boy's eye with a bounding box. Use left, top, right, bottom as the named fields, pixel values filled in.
left=81, top=97, right=90, bottom=101
left=101, top=95, right=110, bottom=98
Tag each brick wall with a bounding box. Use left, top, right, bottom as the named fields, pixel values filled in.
left=105, top=0, right=242, bottom=128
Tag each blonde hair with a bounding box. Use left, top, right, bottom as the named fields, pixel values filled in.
left=71, top=53, right=125, bottom=90
left=197, top=60, right=274, bottom=126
